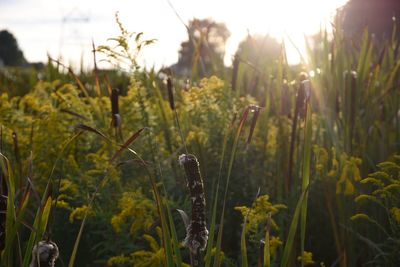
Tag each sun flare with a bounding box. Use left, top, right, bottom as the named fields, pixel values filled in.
left=221, top=0, right=349, bottom=64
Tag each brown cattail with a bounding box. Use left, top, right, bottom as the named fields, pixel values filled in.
left=344, top=70, right=357, bottom=152
left=167, top=77, right=175, bottom=110
left=231, top=53, right=239, bottom=91
left=178, top=154, right=208, bottom=256
left=335, top=91, right=340, bottom=116
left=247, top=105, right=261, bottom=144
left=280, top=81, right=290, bottom=117
left=111, top=88, right=121, bottom=128
left=249, top=75, right=260, bottom=96
left=344, top=71, right=357, bottom=126
left=301, top=80, right=312, bottom=103
left=29, top=240, right=59, bottom=267
left=299, top=71, right=309, bottom=82
left=286, top=78, right=311, bottom=193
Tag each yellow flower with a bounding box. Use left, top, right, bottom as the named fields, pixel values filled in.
left=313, top=145, right=328, bottom=174
left=110, top=189, right=157, bottom=235
left=107, top=255, right=130, bottom=266
left=235, top=195, right=286, bottom=234
left=336, top=157, right=362, bottom=195
left=390, top=207, right=400, bottom=223
left=211, top=247, right=225, bottom=261
left=54, top=199, right=70, bottom=210
left=269, top=236, right=282, bottom=258
left=69, top=205, right=92, bottom=223
left=297, top=251, right=315, bottom=265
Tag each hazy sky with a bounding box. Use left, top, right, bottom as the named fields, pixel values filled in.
left=0, top=0, right=348, bottom=69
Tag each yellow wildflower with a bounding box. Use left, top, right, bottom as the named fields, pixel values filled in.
left=390, top=207, right=400, bottom=223
left=234, top=195, right=286, bottom=233
left=297, top=251, right=315, bottom=265
left=107, top=255, right=130, bottom=266
left=69, top=205, right=92, bottom=223
left=269, top=236, right=282, bottom=258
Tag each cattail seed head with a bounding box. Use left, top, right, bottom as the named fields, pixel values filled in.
left=296, top=82, right=305, bottom=109
left=111, top=89, right=121, bottom=128
left=299, top=72, right=309, bottom=82
left=344, top=70, right=357, bottom=139
left=231, top=53, right=240, bottom=91
left=297, top=79, right=311, bottom=118
left=179, top=154, right=208, bottom=254
left=167, top=77, right=175, bottom=110
left=111, top=88, right=119, bottom=115
left=301, top=80, right=312, bottom=101
left=29, top=240, right=59, bottom=267
left=247, top=105, right=261, bottom=144
left=280, top=81, right=290, bottom=117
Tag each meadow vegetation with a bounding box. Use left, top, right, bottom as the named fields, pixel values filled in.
left=0, top=14, right=399, bottom=267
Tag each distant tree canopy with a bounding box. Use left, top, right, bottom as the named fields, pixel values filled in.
left=234, top=34, right=281, bottom=67
left=172, top=18, right=230, bottom=78
left=0, top=30, right=27, bottom=67
left=231, top=34, right=282, bottom=97
left=337, top=0, right=400, bottom=40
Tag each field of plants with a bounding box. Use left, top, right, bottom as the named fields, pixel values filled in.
left=0, top=13, right=399, bottom=267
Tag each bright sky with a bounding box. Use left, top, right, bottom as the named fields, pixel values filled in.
left=0, top=0, right=348, bottom=70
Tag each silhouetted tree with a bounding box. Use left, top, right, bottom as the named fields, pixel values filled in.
left=235, top=34, right=281, bottom=67
left=172, top=18, right=230, bottom=78
left=337, top=0, right=400, bottom=41
left=231, top=34, right=281, bottom=98
left=0, top=30, right=26, bottom=66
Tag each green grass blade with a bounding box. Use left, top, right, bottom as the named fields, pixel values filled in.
left=240, top=188, right=260, bottom=267
left=126, top=147, right=175, bottom=266
left=0, top=153, right=16, bottom=266
left=280, top=188, right=308, bottom=267
left=263, top=214, right=271, bottom=267
left=68, top=211, right=87, bottom=267
left=300, top=95, right=312, bottom=266
left=204, top=117, right=235, bottom=267
left=165, top=198, right=183, bottom=266
left=22, top=197, right=52, bottom=267
left=160, top=202, right=175, bottom=267
left=240, top=216, right=248, bottom=267
left=213, top=107, right=250, bottom=267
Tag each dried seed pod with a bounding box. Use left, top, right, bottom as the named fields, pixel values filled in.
left=298, top=71, right=309, bottom=82
left=335, top=92, right=340, bottom=116
left=178, top=154, right=208, bottom=255
left=29, top=240, right=59, bottom=267
left=111, top=88, right=121, bottom=128
left=296, top=81, right=306, bottom=118
left=231, top=53, right=239, bottom=91
left=111, top=89, right=119, bottom=115
left=301, top=80, right=312, bottom=102
left=344, top=71, right=357, bottom=152
left=167, top=77, right=175, bottom=110
left=247, top=105, right=261, bottom=144
left=280, top=81, right=290, bottom=117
